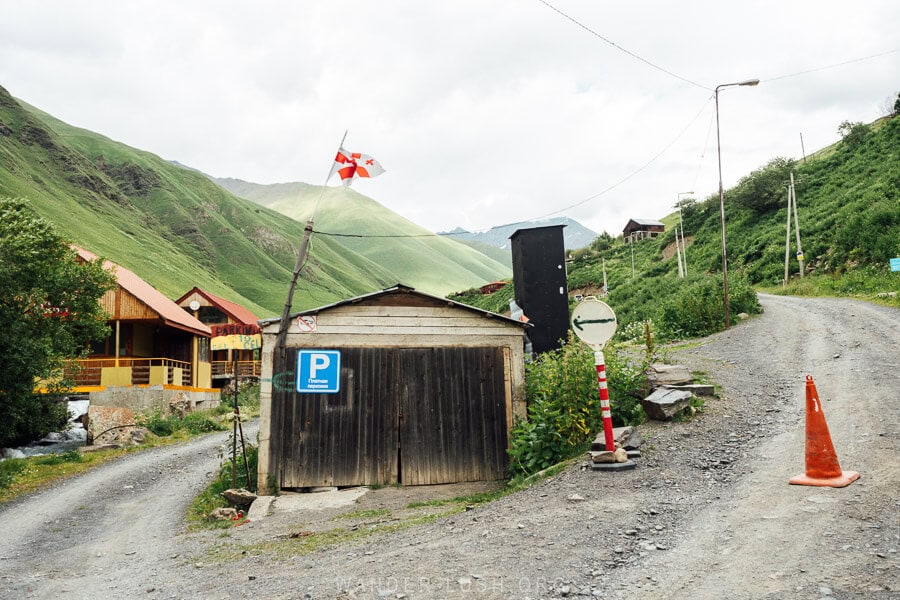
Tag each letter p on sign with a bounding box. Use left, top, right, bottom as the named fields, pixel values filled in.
left=297, top=349, right=341, bottom=394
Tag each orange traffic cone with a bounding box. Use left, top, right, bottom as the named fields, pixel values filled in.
left=789, top=375, right=859, bottom=488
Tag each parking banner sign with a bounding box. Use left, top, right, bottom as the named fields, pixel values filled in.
left=297, top=350, right=341, bottom=394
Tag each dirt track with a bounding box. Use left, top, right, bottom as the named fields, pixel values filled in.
left=1, top=294, right=897, bottom=599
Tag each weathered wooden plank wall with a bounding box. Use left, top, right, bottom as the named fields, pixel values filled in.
left=273, top=346, right=508, bottom=488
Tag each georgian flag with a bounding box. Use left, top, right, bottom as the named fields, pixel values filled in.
left=328, top=147, right=385, bottom=187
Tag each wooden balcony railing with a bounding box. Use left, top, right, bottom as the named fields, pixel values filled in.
left=211, top=360, right=261, bottom=379
left=65, top=357, right=193, bottom=388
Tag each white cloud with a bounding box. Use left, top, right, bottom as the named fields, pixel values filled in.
left=1, top=0, right=897, bottom=236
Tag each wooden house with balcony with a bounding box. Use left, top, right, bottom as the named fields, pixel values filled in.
left=69, top=248, right=218, bottom=411
left=175, top=287, right=262, bottom=385
left=623, top=218, right=665, bottom=244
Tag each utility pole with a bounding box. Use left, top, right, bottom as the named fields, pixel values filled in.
left=783, top=183, right=792, bottom=286
left=630, top=241, right=635, bottom=279
left=800, top=132, right=807, bottom=163
left=782, top=172, right=805, bottom=285
left=675, top=231, right=684, bottom=278
left=791, top=172, right=805, bottom=277
left=602, top=257, right=608, bottom=295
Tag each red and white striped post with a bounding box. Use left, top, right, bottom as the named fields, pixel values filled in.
left=595, top=349, right=615, bottom=452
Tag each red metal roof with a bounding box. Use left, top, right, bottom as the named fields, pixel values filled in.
left=75, top=247, right=211, bottom=336
left=175, top=287, right=260, bottom=326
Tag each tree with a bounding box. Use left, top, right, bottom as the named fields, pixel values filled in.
left=837, top=120, right=872, bottom=149
left=0, top=198, right=115, bottom=447
left=729, top=157, right=795, bottom=213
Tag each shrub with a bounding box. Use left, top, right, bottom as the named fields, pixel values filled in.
left=189, top=444, right=258, bottom=523
left=0, top=458, right=27, bottom=490
left=508, top=333, right=648, bottom=476
left=138, top=410, right=176, bottom=437
left=34, top=450, right=84, bottom=466
left=657, top=274, right=760, bottom=339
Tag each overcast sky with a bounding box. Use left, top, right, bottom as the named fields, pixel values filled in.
left=2, top=1, right=897, bottom=235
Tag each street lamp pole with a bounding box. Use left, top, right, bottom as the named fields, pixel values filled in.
left=715, top=78, right=759, bottom=329
left=676, top=191, right=693, bottom=277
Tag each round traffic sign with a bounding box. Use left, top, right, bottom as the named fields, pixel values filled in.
left=571, top=298, right=617, bottom=347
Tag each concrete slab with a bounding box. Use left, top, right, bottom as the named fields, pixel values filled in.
left=591, top=459, right=637, bottom=472
left=271, top=487, right=369, bottom=513
left=247, top=495, right=276, bottom=520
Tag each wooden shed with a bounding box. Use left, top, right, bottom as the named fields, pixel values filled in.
left=257, top=285, right=529, bottom=491
left=623, top=218, right=665, bottom=243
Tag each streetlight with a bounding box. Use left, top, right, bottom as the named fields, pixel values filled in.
left=715, top=78, right=759, bottom=328
left=676, top=191, right=693, bottom=278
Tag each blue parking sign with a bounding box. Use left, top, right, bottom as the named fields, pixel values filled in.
left=297, top=350, right=341, bottom=394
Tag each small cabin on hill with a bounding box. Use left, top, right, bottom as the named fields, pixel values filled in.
left=479, top=281, right=507, bottom=295
left=175, top=287, right=261, bottom=385
left=67, top=248, right=218, bottom=411
left=623, top=218, right=665, bottom=244
left=257, top=284, right=529, bottom=492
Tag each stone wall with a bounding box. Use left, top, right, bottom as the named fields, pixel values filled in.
left=88, top=386, right=220, bottom=413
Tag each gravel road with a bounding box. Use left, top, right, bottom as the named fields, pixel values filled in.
left=1, top=294, right=897, bottom=600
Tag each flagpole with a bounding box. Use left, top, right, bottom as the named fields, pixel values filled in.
left=274, top=130, right=348, bottom=355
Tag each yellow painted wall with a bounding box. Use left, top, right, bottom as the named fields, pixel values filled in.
left=149, top=365, right=168, bottom=385
left=100, top=366, right=132, bottom=387
left=197, top=362, right=212, bottom=389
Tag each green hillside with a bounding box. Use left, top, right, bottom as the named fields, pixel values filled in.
left=455, top=112, right=900, bottom=337
left=213, top=178, right=512, bottom=293
left=0, top=85, right=509, bottom=315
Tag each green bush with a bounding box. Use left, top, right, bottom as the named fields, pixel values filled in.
left=189, top=444, right=258, bottom=523
left=0, top=458, right=27, bottom=489
left=508, top=334, right=648, bottom=476
left=138, top=410, right=176, bottom=437
left=180, top=412, right=222, bottom=434
left=657, top=274, right=760, bottom=339
left=34, top=450, right=84, bottom=466
left=137, top=408, right=225, bottom=437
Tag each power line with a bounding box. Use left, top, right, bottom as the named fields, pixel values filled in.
left=527, top=96, right=714, bottom=221
left=313, top=229, right=443, bottom=239
left=763, top=48, right=899, bottom=83
left=535, top=0, right=710, bottom=91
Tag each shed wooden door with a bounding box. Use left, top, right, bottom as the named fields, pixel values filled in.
left=399, top=347, right=508, bottom=485
left=274, top=346, right=508, bottom=488
left=273, top=347, right=400, bottom=488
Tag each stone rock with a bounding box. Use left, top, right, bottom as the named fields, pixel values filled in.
left=168, top=392, right=190, bottom=418
left=222, top=488, right=258, bottom=507
left=641, top=388, right=693, bottom=421
left=567, top=494, right=586, bottom=502
left=614, top=448, right=629, bottom=463
left=590, top=450, right=616, bottom=463
left=87, top=406, right=136, bottom=445
left=662, top=384, right=715, bottom=397
left=647, top=363, right=693, bottom=388
left=592, top=426, right=641, bottom=451
left=614, top=426, right=644, bottom=450
left=209, top=507, right=238, bottom=521
left=2, top=448, right=26, bottom=459
left=129, top=427, right=150, bottom=444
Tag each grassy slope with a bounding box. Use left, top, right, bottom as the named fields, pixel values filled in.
left=457, top=114, right=900, bottom=326
left=213, top=179, right=512, bottom=294
left=0, top=87, right=506, bottom=315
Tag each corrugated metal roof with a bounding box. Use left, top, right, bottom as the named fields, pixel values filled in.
left=630, top=218, right=665, bottom=227
left=259, top=283, right=529, bottom=328
left=75, top=247, right=211, bottom=336
left=176, top=286, right=260, bottom=326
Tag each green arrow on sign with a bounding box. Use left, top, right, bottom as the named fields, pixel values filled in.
left=573, top=317, right=615, bottom=331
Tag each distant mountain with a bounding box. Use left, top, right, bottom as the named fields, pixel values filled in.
left=439, top=217, right=598, bottom=252
left=211, top=178, right=512, bottom=295
left=0, top=85, right=510, bottom=316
